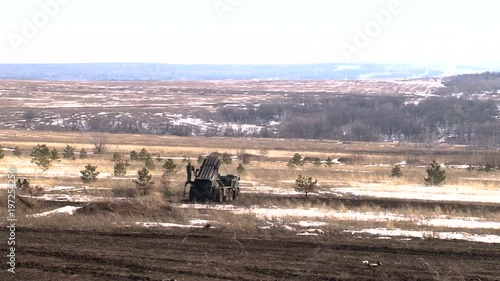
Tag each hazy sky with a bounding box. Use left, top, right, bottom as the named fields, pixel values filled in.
left=0, top=0, right=499, bottom=65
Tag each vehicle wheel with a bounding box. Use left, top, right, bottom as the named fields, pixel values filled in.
left=189, top=189, right=196, bottom=202
left=227, top=189, right=233, bottom=201
left=216, top=190, right=223, bottom=202
left=233, top=188, right=239, bottom=200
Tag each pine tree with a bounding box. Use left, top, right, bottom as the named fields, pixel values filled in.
left=240, top=153, right=251, bottom=164
left=139, top=148, right=149, bottom=161
left=288, top=153, right=304, bottom=168
left=325, top=157, right=333, bottom=167
left=80, top=164, right=100, bottom=183
left=162, top=159, right=177, bottom=175
left=222, top=152, right=232, bottom=164
left=313, top=157, right=322, bottom=166
left=130, top=150, right=139, bottom=161
left=391, top=164, right=403, bottom=178
left=133, top=167, right=155, bottom=195
left=144, top=155, right=156, bottom=170
left=197, top=154, right=204, bottom=164
left=294, top=174, right=317, bottom=198
left=12, top=147, right=22, bottom=157
left=62, top=145, right=76, bottom=160
left=424, top=160, right=446, bottom=186
left=114, top=160, right=130, bottom=176
left=237, top=162, right=245, bottom=174
left=50, top=148, right=60, bottom=162
left=31, top=144, right=53, bottom=171
left=112, top=152, right=122, bottom=162
left=79, top=148, right=88, bottom=159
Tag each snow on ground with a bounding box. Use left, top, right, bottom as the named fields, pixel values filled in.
left=346, top=228, right=500, bottom=244
left=178, top=204, right=500, bottom=230
left=22, top=194, right=128, bottom=203
left=28, top=206, right=82, bottom=217
left=331, top=184, right=500, bottom=203
left=137, top=222, right=204, bottom=229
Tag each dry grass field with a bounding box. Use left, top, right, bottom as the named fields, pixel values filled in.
left=1, top=129, right=499, bottom=280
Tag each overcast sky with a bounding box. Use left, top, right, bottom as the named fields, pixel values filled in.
left=0, top=0, right=498, bottom=65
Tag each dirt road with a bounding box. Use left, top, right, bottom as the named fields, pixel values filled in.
left=2, top=227, right=499, bottom=281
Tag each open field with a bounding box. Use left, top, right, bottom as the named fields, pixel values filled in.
left=0, top=79, right=445, bottom=133
left=1, top=129, right=500, bottom=280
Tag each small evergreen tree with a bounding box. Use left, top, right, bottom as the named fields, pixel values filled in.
left=133, top=167, right=155, bottom=195
left=325, top=157, right=333, bottom=167
left=114, top=160, right=130, bottom=176
left=0, top=146, right=4, bottom=160
left=239, top=153, right=252, bottom=164
left=31, top=144, right=53, bottom=171
left=294, top=174, right=317, bottom=198
left=112, top=152, right=122, bottom=162
left=288, top=153, right=304, bottom=168
left=197, top=154, right=204, bottom=164
left=139, top=148, right=149, bottom=161
left=80, top=164, right=100, bottom=183
left=391, top=164, right=403, bottom=178
left=424, top=160, right=446, bottom=186
left=79, top=148, right=88, bottom=159
left=62, top=145, right=76, bottom=160
left=313, top=157, right=322, bottom=166
left=237, top=162, right=245, bottom=174
left=50, top=148, right=60, bottom=161
left=222, top=152, right=232, bottom=164
left=12, top=147, right=22, bottom=157
left=144, top=154, right=156, bottom=170
left=130, top=150, right=139, bottom=161
left=162, top=159, right=177, bottom=174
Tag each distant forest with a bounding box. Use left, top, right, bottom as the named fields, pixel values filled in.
left=200, top=95, right=499, bottom=146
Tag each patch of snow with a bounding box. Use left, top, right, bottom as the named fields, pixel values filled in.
left=346, top=228, right=500, bottom=244
left=137, top=222, right=203, bottom=228
left=295, top=221, right=328, bottom=227
left=332, top=184, right=500, bottom=203
left=29, top=206, right=82, bottom=217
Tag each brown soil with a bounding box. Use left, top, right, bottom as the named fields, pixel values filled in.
left=2, top=226, right=499, bottom=281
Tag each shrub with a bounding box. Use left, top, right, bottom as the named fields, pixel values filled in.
left=112, top=152, right=122, bottom=162
left=424, top=160, right=446, bottom=186
left=294, top=174, right=317, bottom=198
left=313, top=157, right=322, bottom=166
left=237, top=162, right=245, bottom=174
left=222, top=152, right=232, bottom=164
left=80, top=164, right=100, bottom=184
left=112, top=187, right=138, bottom=198
left=391, top=164, right=403, bottom=178
left=325, top=157, right=334, bottom=167
left=12, top=147, right=22, bottom=157
left=239, top=153, right=252, bottom=164
left=0, top=146, right=4, bottom=160
left=62, top=145, right=76, bottom=160
left=133, top=167, right=155, bottom=196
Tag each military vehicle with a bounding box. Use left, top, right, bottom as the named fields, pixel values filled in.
left=188, top=155, right=240, bottom=202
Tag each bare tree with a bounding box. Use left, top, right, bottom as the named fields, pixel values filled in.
left=92, top=133, right=108, bottom=154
